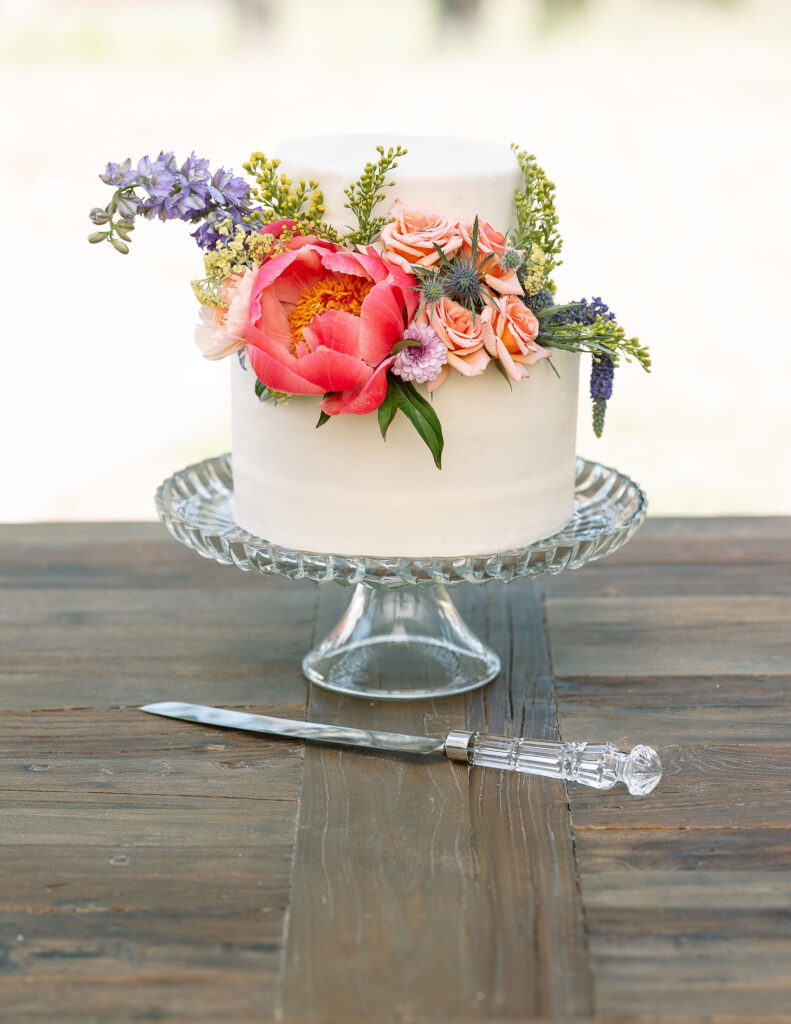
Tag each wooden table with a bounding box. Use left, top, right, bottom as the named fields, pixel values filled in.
left=2, top=519, right=790, bottom=1023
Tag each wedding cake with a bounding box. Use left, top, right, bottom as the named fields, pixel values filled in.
left=231, top=136, right=578, bottom=557
left=91, top=135, right=649, bottom=558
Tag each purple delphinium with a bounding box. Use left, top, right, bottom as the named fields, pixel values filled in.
left=392, top=324, right=447, bottom=384
left=93, top=150, right=255, bottom=252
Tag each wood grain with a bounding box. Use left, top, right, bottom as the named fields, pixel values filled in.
left=545, top=517, right=791, bottom=1018
left=0, top=524, right=309, bottom=1023
left=280, top=580, right=592, bottom=1019
left=3, top=519, right=791, bottom=1022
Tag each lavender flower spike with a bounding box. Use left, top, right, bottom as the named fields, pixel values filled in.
left=392, top=324, right=447, bottom=384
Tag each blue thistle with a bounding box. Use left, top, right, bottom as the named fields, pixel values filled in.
left=500, top=246, right=523, bottom=271
left=447, top=260, right=481, bottom=304
left=418, top=274, right=446, bottom=307
left=525, top=288, right=555, bottom=313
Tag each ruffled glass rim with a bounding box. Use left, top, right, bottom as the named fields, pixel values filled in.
left=155, top=453, right=647, bottom=590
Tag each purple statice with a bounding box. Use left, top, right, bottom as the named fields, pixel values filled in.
left=553, top=295, right=616, bottom=327
left=590, top=353, right=614, bottom=402
left=392, top=324, right=447, bottom=384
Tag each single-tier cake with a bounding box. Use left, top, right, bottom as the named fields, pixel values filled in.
left=94, top=135, right=650, bottom=559
left=230, top=135, right=579, bottom=557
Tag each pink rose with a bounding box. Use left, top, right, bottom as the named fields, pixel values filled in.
left=487, top=295, right=551, bottom=381
left=194, top=268, right=256, bottom=360
left=459, top=220, right=523, bottom=296
left=381, top=201, right=463, bottom=272
left=422, top=298, right=492, bottom=392
left=245, top=239, right=417, bottom=416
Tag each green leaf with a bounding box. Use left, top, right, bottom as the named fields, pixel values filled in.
left=389, top=337, right=422, bottom=356
left=390, top=377, right=444, bottom=469
left=491, top=357, right=513, bottom=390
left=377, top=380, right=397, bottom=439
left=316, top=410, right=330, bottom=429
left=546, top=356, right=561, bottom=379
left=87, top=231, right=109, bottom=244
left=254, top=379, right=266, bottom=399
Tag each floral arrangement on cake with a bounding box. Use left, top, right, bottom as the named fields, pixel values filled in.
left=88, top=145, right=650, bottom=467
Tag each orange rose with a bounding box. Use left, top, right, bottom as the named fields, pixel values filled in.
left=459, top=220, right=523, bottom=296
left=421, top=298, right=492, bottom=392
left=381, top=202, right=463, bottom=272
left=487, top=295, right=550, bottom=381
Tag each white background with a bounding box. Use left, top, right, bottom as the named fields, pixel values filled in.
left=1, top=0, right=789, bottom=520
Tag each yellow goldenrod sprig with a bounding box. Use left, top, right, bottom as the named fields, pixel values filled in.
left=343, top=145, right=407, bottom=246
left=510, top=145, right=563, bottom=289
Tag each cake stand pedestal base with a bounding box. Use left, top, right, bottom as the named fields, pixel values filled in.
left=302, top=584, right=501, bottom=700
left=155, top=453, right=647, bottom=702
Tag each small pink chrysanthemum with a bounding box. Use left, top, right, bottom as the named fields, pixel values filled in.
left=392, top=324, right=447, bottom=384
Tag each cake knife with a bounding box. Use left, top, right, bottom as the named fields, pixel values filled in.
left=139, top=701, right=661, bottom=795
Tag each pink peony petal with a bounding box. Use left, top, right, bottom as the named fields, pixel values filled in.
left=320, top=357, right=395, bottom=416
left=321, top=249, right=389, bottom=283
left=301, top=308, right=362, bottom=358
left=297, top=346, right=371, bottom=393
left=358, top=282, right=409, bottom=366
left=246, top=344, right=324, bottom=395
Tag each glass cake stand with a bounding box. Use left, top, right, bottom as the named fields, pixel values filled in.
left=155, top=454, right=646, bottom=700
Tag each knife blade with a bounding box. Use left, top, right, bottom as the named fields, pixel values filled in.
left=139, top=701, right=661, bottom=795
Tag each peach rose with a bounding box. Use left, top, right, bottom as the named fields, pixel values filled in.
left=459, top=220, right=523, bottom=296
left=422, top=298, right=492, bottom=392
left=381, top=201, right=463, bottom=272
left=194, top=268, right=256, bottom=360
left=487, top=295, right=551, bottom=381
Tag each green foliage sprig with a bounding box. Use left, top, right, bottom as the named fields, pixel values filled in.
left=510, top=145, right=562, bottom=291
left=343, top=145, right=407, bottom=246
left=536, top=306, right=652, bottom=372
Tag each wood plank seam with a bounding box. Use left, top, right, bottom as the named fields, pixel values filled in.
left=540, top=582, right=596, bottom=1015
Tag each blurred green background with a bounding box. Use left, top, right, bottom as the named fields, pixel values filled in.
left=2, top=0, right=789, bottom=520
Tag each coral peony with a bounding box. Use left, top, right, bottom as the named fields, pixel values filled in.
left=381, top=202, right=463, bottom=272
left=487, top=295, right=551, bottom=381
left=459, top=220, right=523, bottom=296
left=245, top=240, right=417, bottom=415
left=194, top=268, right=256, bottom=360
left=422, top=298, right=493, bottom=392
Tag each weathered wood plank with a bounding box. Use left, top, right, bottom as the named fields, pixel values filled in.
left=574, top=826, right=791, bottom=873
left=0, top=524, right=311, bottom=1022
left=546, top=596, right=791, bottom=678
left=281, top=580, right=592, bottom=1019
left=0, top=709, right=302, bottom=800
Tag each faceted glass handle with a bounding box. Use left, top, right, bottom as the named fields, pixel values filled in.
left=465, top=734, right=662, bottom=796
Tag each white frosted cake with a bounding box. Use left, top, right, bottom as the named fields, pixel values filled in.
left=230, top=135, right=580, bottom=557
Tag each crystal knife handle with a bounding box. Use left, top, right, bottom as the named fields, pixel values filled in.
left=444, top=731, right=662, bottom=796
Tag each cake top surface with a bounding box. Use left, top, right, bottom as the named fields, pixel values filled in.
left=275, top=134, right=516, bottom=179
